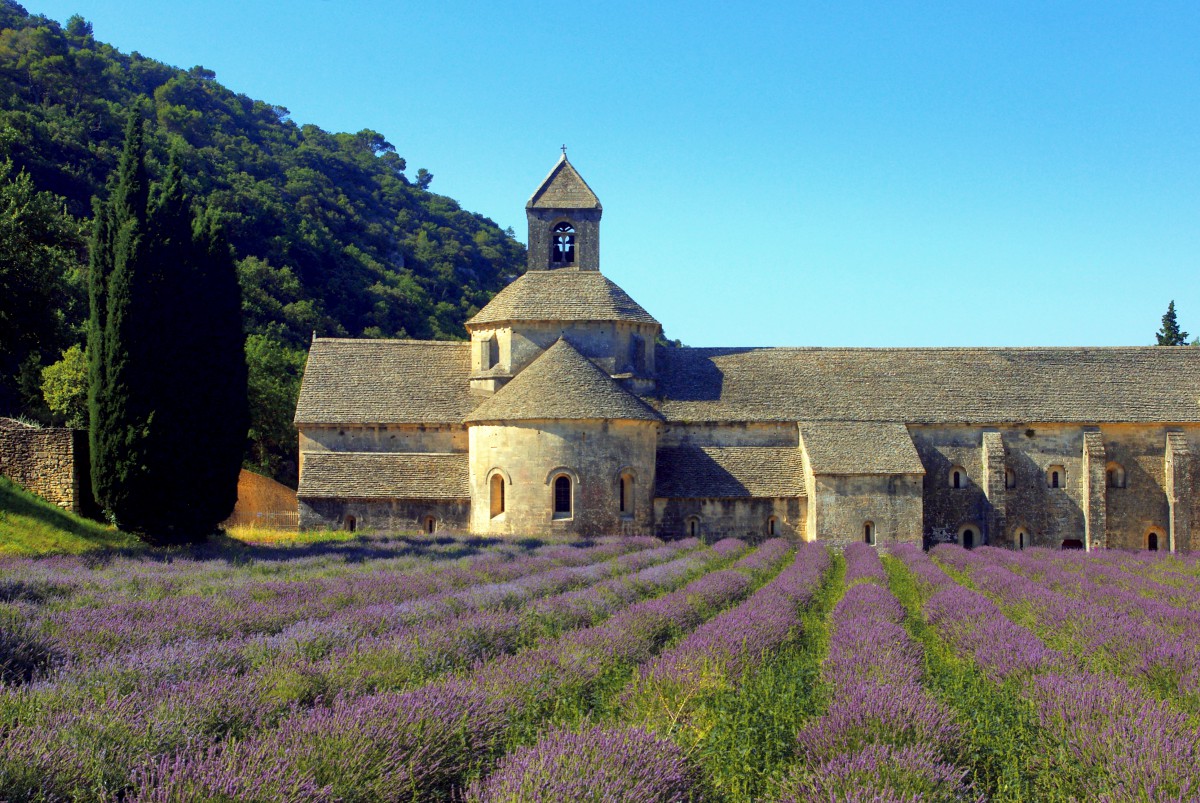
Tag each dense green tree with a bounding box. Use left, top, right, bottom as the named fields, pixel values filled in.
left=89, top=116, right=247, bottom=541
left=40, top=343, right=87, bottom=427
left=244, top=333, right=305, bottom=484
left=0, top=159, right=84, bottom=415
left=1156, top=300, right=1189, bottom=346
left=88, top=111, right=150, bottom=527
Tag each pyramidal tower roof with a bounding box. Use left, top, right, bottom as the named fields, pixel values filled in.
left=527, top=155, right=602, bottom=210
left=465, top=339, right=662, bottom=424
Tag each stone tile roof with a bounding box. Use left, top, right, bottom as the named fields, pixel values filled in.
left=466, top=339, right=663, bottom=424
left=298, top=452, right=469, bottom=499
left=799, top=422, right=924, bottom=475
left=294, top=338, right=476, bottom=425
left=655, top=346, right=1200, bottom=424
left=655, top=445, right=807, bottom=498
left=527, top=156, right=601, bottom=210
left=466, top=269, right=659, bottom=327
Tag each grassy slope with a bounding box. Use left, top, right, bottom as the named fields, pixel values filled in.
left=0, top=477, right=140, bottom=556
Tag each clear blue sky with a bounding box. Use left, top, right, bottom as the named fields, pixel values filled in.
left=29, top=1, right=1200, bottom=347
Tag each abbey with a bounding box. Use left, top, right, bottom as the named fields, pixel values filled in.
left=295, top=156, right=1200, bottom=551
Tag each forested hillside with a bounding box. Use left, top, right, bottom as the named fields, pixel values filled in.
left=0, top=1, right=525, bottom=483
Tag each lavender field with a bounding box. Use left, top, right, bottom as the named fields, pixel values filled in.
left=1, top=534, right=1198, bottom=802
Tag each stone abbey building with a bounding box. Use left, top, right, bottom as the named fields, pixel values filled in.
left=295, top=156, right=1200, bottom=551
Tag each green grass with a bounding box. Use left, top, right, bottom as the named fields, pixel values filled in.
left=0, top=477, right=141, bottom=556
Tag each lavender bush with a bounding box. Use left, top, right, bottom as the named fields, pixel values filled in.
left=463, top=725, right=697, bottom=803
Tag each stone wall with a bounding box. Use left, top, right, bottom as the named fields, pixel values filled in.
left=468, top=419, right=658, bottom=537
left=658, top=421, right=798, bottom=448
left=526, top=207, right=601, bottom=272
left=0, top=421, right=89, bottom=513
left=654, top=496, right=804, bottom=542
left=908, top=423, right=1200, bottom=552
left=805, top=473, right=923, bottom=549
left=298, top=497, right=469, bottom=533
left=470, top=321, right=660, bottom=390
left=299, top=424, right=466, bottom=454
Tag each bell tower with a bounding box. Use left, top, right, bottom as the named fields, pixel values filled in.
left=526, top=151, right=602, bottom=272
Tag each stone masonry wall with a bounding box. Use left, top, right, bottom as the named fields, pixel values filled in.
left=910, top=423, right=1198, bottom=552
left=0, top=422, right=88, bottom=513
left=468, top=419, right=658, bottom=537
left=298, top=497, right=469, bottom=533
left=807, top=473, right=924, bottom=549
left=654, top=496, right=804, bottom=542
left=299, top=424, right=466, bottom=454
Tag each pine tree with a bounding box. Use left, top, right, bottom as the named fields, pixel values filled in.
left=1156, top=300, right=1189, bottom=346
left=88, top=118, right=248, bottom=541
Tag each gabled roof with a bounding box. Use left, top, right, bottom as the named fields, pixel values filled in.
left=655, top=445, right=807, bottom=498
left=466, top=269, right=659, bottom=327
left=294, top=338, right=476, bottom=425
left=799, top=422, right=924, bottom=475
left=655, top=346, right=1200, bottom=424
left=465, top=339, right=662, bottom=424
left=297, top=452, right=469, bottom=499
left=527, top=156, right=601, bottom=210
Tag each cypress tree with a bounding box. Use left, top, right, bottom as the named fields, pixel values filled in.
left=88, top=112, right=151, bottom=525
left=88, top=118, right=248, bottom=542
left=1156, top=300, right=1189, bottom=346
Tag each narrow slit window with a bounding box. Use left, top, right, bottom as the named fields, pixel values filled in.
left=345, top=515, right=356, bottom=533
left=864, top=521, right=876, bottom=546
left=1048, top=465, right=1065, bottom=489
left=768, top=516, right=778, bottom=536
left=424, top=516, right=436, bottom=534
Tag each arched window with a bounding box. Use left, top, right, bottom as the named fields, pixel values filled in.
left=1061, top=539, right=1084, bottom=550
left=768, top=516, right=778, bottom=537
left=686, top=516, right=700, bottom=538
left=423, top=516, right=436, bottom=534
left=490, top=473, right=505, bottom=518
left=1147, top=530, right=1162, bottom=552
left=864, top=521, right=876, bottom=546
left=960, top=527, right=976, bottom=549
left=949, top=466, right=966, bottom=489
left=618, top=472, right=634, bottom=517
left=550, top=222, right=575, bottom=265
left=1107, top=462, right=1126, bottom=489
left=1047, top=465, right=1065, bottom=489
left=553, top=475, right=572, bottom=518
left=1014, top=527, right=1029, bottom=550
left=1005, top=467, right=1016, bottom=489
left=345, top=515, right=356, bottom=533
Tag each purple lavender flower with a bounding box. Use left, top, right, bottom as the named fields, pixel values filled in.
left=463, top=725, right=697, bottom=803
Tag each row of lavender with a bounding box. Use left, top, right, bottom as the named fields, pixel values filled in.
left=776, top=543, right=977, bottom=802
left=132, top=538, right=796, bottom=802
left=0, top=536, right=750, bottom=801
left=464, top=541, right=832, bottom=802
left=894, top=544, right=1199, bottom=801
